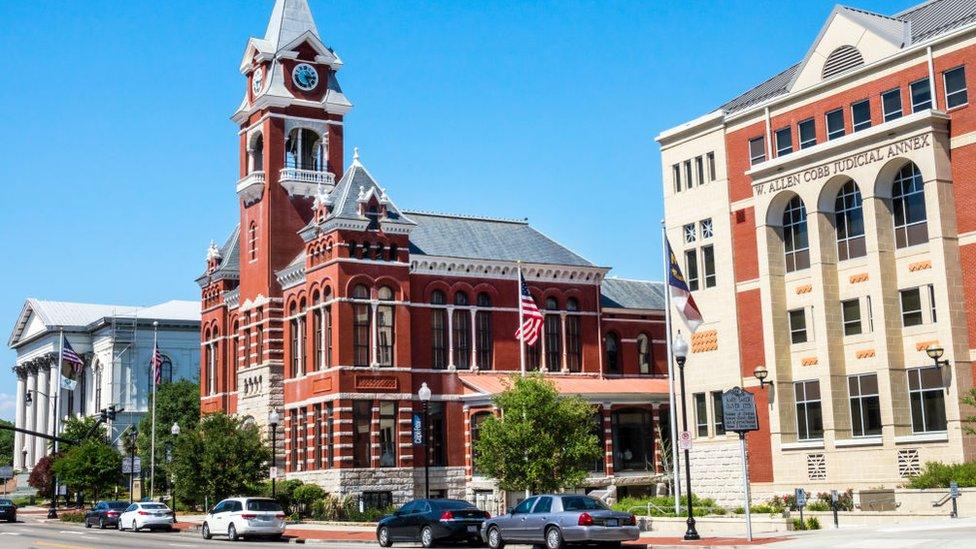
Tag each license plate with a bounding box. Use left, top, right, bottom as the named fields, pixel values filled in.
left=468, top=526, right=478, bottom=533
left=605, top=519, right=618, bottom=527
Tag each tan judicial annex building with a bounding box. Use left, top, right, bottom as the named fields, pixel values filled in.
left=657, top=0, right=976, bottom=502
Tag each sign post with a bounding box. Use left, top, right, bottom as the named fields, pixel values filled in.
left=795, top=488, right=807, bottom=524
left=722, top=387, right=760, bottom=541
left=950, top=481, right=959, bottom=518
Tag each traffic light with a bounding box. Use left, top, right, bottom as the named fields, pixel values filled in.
left=107, top=405, right=117, bottom=421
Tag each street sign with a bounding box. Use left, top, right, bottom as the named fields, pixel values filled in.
left=57, top=485, right=66, bottom=496
left=122, top=457, right=142, bottom=474
left=722, top=387, right=759, bottom=433
left=795, top=488, right=807, bottom=507
left=678, top=430, right=693, bottom=451
left=950, top=481, right=960, bottom=498
left=269, top=466, right=279, bottom=479
left=0, top=466, right=12, bottom=480
left=412, top=413, right=424, bottom=445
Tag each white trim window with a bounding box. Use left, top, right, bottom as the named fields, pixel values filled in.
left=684, top=223, right=696, bottom=244
left=794, top=380, right=824, bottom=440
left=694, top=393, right=708, bottom=437
left=775, top=126, right=793, bottom=156
left=841, top=298, right=862, bottom=336
left=910, top=78, right=932, bottom=112
left=882, top=88, right=903, bottom=122
left=835, top=181, right=866, bottom=261
left=900, top=287, right=923, bottom=327
left=783, top=195, right=810, bottom=272
left=943, top=66, right=968, bottom=109
left=826, top=108, right=845, bottom=140
left=851, top=99, right=871, bottom=132
left=892, top=162, right=928, bottom=249
left=749, top=136, right=766, bottom=165
left=908, top=367, right=947, bottom=433
left=848, top=373, right=881, bottom=437
left=798, top=118, right=816, bottom=149
left=789, top=308, right=807, bottom=344
left=700, top=218, right=713, bottom=239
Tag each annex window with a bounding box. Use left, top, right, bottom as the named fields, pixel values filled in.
left=695, top=156, right=705, bottom=185
left=892, top=162, right=928, bottom=248
left=794, top=380, right=824, bottom=440
left=783, top=195, right=810, bottom=272
left=944, top=66, right=968, bottom=109
left=378, top=402, right=397, bottom=467
left=901, top=288, right=923, bottom=327
left=702, top=245, right=716, bottom=288
left=565, top=298, right=582, bottom=372
left=749, top=136, right=766, bottom=165
left=882, top=88, right=903, bottom=122
left=849, top=373, right=881, bottom=437
left=694, top=393, right=708, bottom=437
left=700, top=218, right=713, bottom=239
left=672, top=164, right=681, bottom=193
left=430, top=290, right=447, bottom=369
left=684, top=223, right=696, bottom=243
left=851, top=99, right=871, bottom=131
left=476, top=293, right=493, bottom=370
left=826, top=108, right=845, bottom=140
left=685, top=249, right=700, bottom=291
left=711, top=391, right=726, bottom=435
left=928, top=284, right=938, bottom=324
left=798, top=118, right=817, bottom=149
left=835, top=181, right=866, bottom=261
left=544, top=297, right=562, bottom=372
left=842, top=299, right=862, bottom=336
left=789, top=309, right=807, bottom=344
left=775, top=127, right=793, bottom=156
left=684, top=160, right=693, bottom=188
left=352, top=284, right=371, bottom=367
left=707, top=152, right=716, bottom=181
left=910, top=78, right=932, bottom=112
left=636, top=333, right=651, bottom=374
left=908, top=367, right=947, bottom=433
left=604, top=333, right=620, bottom=373
left=611, top=408, right=653, bottom=472
left=453, top=292, right=471, bottom=369
left=376, top=286, right=395, bottom=367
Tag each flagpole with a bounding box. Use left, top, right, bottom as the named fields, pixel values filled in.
left=517, top=261, right=526, bottom=378
left=661, top=221, right=681, bottom=515
left=150, top=321, right=158, bottom=500
left=51, top=329, right=64, bottom=518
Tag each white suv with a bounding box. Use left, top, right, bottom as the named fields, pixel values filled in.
left=201, top=497, right=286, bottom=541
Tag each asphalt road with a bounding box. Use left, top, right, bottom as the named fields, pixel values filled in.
left=768, top=517, right=976, bottom=548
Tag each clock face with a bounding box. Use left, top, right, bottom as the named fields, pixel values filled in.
left=292, top=63, right=319, bottom=91
left=251, top=67, right=264, bottom=94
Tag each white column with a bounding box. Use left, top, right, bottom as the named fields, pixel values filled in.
left=447, top=306, right=456, bottom=369
left=470, top=309, right=478, bottom=369
left=25, top=371, right=37, bottom=469
left=35, top=365, right=50, bottom=464
left=560, top=313, right=569, bottom=372
left=539, top=317, right=548, bottom=372
left=14, top=371, right=26, bottom=468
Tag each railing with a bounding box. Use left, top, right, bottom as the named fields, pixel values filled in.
left=279, top=167, right=334, bottom=186
left=236, top=171, right=265, bottom=191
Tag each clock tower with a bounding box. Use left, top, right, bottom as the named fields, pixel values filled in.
left=228, top=0, right=351, bottom=421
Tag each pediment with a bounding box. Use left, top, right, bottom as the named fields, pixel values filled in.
left=790, top=6, right=910, bottom=92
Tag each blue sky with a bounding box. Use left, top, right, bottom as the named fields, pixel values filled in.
left=0, top=0, right=917, bottom=418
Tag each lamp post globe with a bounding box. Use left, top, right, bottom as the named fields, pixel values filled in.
left=671, top=331, right=699, bottom=540
left=170, top=422, right=180, bottom=437
left=268, top=410, right=280, bottom=498
left=418, top=382, right=432, bottom=498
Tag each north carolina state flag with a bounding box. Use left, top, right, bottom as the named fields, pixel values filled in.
left=666, top=239, right=703, bottom=333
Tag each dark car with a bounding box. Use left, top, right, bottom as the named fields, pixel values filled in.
left=377, top=499, right=490, bottom=548
left=84, top=500, right=129, bottom=529
left=0, top=499, right=16, bottom=522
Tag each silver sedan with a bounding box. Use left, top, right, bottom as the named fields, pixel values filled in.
left=482, top=495, right=639, bottom=549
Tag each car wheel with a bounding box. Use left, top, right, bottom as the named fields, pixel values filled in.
left=600, top=542, right=621, bottom=549
left=377, top=526, right=393, bottom=547
left=228, top=523, right=239, bottom=542
left=545, top=527, right=564, bottom=549
left=421, top=526, right=435, bottom=548
left=85, top=518, right=92, bottom=528
left=132, top=519, right=140, bottom=532
left=99, top=517, right=107, bottom=530
left=468, top=539, right=484, bottom=547
left=201, top=522, right=212, bottom=540
left=487, top=527, right=505, bottom=549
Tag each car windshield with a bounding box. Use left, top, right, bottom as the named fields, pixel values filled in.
left=0, top=499, right=12, bottom=506
left=247, top=500, right=283, bottom=512
left=108, top=502, right=129, bottom=510
left=141, top=504, right=168, bottom=510
left=561, top=496, right=610, bottom=511
left=429, top=499, right=475, bottom=510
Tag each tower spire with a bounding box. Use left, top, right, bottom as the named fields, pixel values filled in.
left=264, top=0, right=319, bottom=52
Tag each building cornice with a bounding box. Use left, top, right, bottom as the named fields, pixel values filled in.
left=410, top=256, right=609, bottom=284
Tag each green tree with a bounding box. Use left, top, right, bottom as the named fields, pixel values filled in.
left=59, top=416, right=107, bottom=445
left=137, top=381, right=201, bottom=493
left=0, top=419, right=13, bottom=466
left=962, top=388, right=976, bottom=435
left=171, top=413, right=270, bottom=507
left=473, top=374, right=602, bottom=494
left=52, top=439, right=122, bottom=503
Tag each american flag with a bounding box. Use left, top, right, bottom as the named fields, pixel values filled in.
left=61, top=337, right=84, bottom=367
left=151, top=343, right=164, bottom=385
left=514, top=273, right=544, bottom=346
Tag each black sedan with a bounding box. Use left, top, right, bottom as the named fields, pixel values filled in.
left=0, top=499, right=16, bottom=522
left=84, top=500, right=129, bottom=529
left=377, top=499, right=490, bottom=548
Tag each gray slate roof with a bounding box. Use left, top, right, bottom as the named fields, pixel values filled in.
left=600, top=278, right=666, bottom=310
left=327, top=161, right=414, bottom=225
left=197, top=225, right=241, bottom=282
left=260, top=0, right=319, bottom=53
left=721, top=0, right=976, bottom=114
left=406, top=212, right=594, bottom=266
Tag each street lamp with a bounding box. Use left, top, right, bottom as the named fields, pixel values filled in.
left=753, top=365, right=772, bottom=390
left=418, top=382, right=432, bottom=499
left=127, top=428, right=138, bottom=503
left=27, top=388, right=59, bottom=519
left=268, top=410, right=280, bottom=498
left=170, top=422, right=180, bottom=519
left=21, top=445, right=27, bottom=471
left=672, top=332, right=700, bottom=541
left=926, top=345, right=951, bottom=393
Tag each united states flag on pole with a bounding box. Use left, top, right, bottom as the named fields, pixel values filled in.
left=515, top=273, right=544, bottom=346
left=151, top=344, right=164, bottom=385
left=61, top=337, right=84, bottom=367
left=667, top=239, right=703, bottom=332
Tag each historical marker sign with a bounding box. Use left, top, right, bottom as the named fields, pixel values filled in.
left=722, top=386, right=759, bottom=433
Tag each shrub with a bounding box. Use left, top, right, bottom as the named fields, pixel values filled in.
left=791, top=518, right=806, bottom=530
left=814, top=489, right=854, bottom=511
left=293, top=484, right=327, bottom=517
left=60, top=511, right=85, bottom=523
left=906, top=461, right=976, bottom=489
left=806, top=517, right=821, bottom=530
left=612, top=494, right=723, bottom=517
left=806, top=501, right=830, bottom=512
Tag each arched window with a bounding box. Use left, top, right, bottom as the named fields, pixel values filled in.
left=611, top=408, right=653, bottom=472
left=892, top=162, right=928, bottom=248
left=470, top=412, right=491, bottom=475
left=366, top=206, right=381, bottom=231
left=389, top=244, right=399, bottom=262
left=783, top=195, right=810, bottom=272
left=149, top=355, right=173, bottom=388
left=453, top=292, right=471, bottom=369
left=475, top=293, right=493, bottom=370
left=248, top=222, right=258, bottom=261
left=242, top=314, right=251, bottom=368
left=544, top=297, right=562, bottom=371
left=285, top=128, right=324, bottom=171
left=605, top=333, right=620, bottom=373
left=431, top=290, right=448, bottom=369
left=289, top=301, right=304, bottom=377
left=377, top=286, right=395, bottom=367
left=314, top=288, right=332, bottom=370
left=254, top=310, right=263, bottom=365
left=251, top=134, right=264, bottom=172
left=352, top=284, right=371, bottom=367
left=835, top=181, right=866, bottom=260
left=230, top=320, right=239, bottom=391
left=566, top=298, right=581, bottom=372
left=637, top=334, right=651, bottom=374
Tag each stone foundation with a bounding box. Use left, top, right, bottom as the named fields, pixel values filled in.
left=286, top=466, right=466, bottom=505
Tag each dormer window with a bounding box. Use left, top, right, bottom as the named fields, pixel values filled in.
left=821, top=45, right=864, bottom=79
left=366, top=204, right=381, bottom=231
left=285, top=128, right=324, bottom=171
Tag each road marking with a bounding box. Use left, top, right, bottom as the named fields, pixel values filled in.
left=167, top=544, right=199, bottom=547
left=0, top=532, right=21, bottom=535
left=33, top=541, right=97, bottom=549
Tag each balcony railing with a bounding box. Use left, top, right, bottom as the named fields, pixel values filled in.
left=279, top=167, right=335, bottom=197
left=236, top=171, right=265, bottom=205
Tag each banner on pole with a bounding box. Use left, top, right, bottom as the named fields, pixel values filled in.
left=412, top=413, right=424, bottom=445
